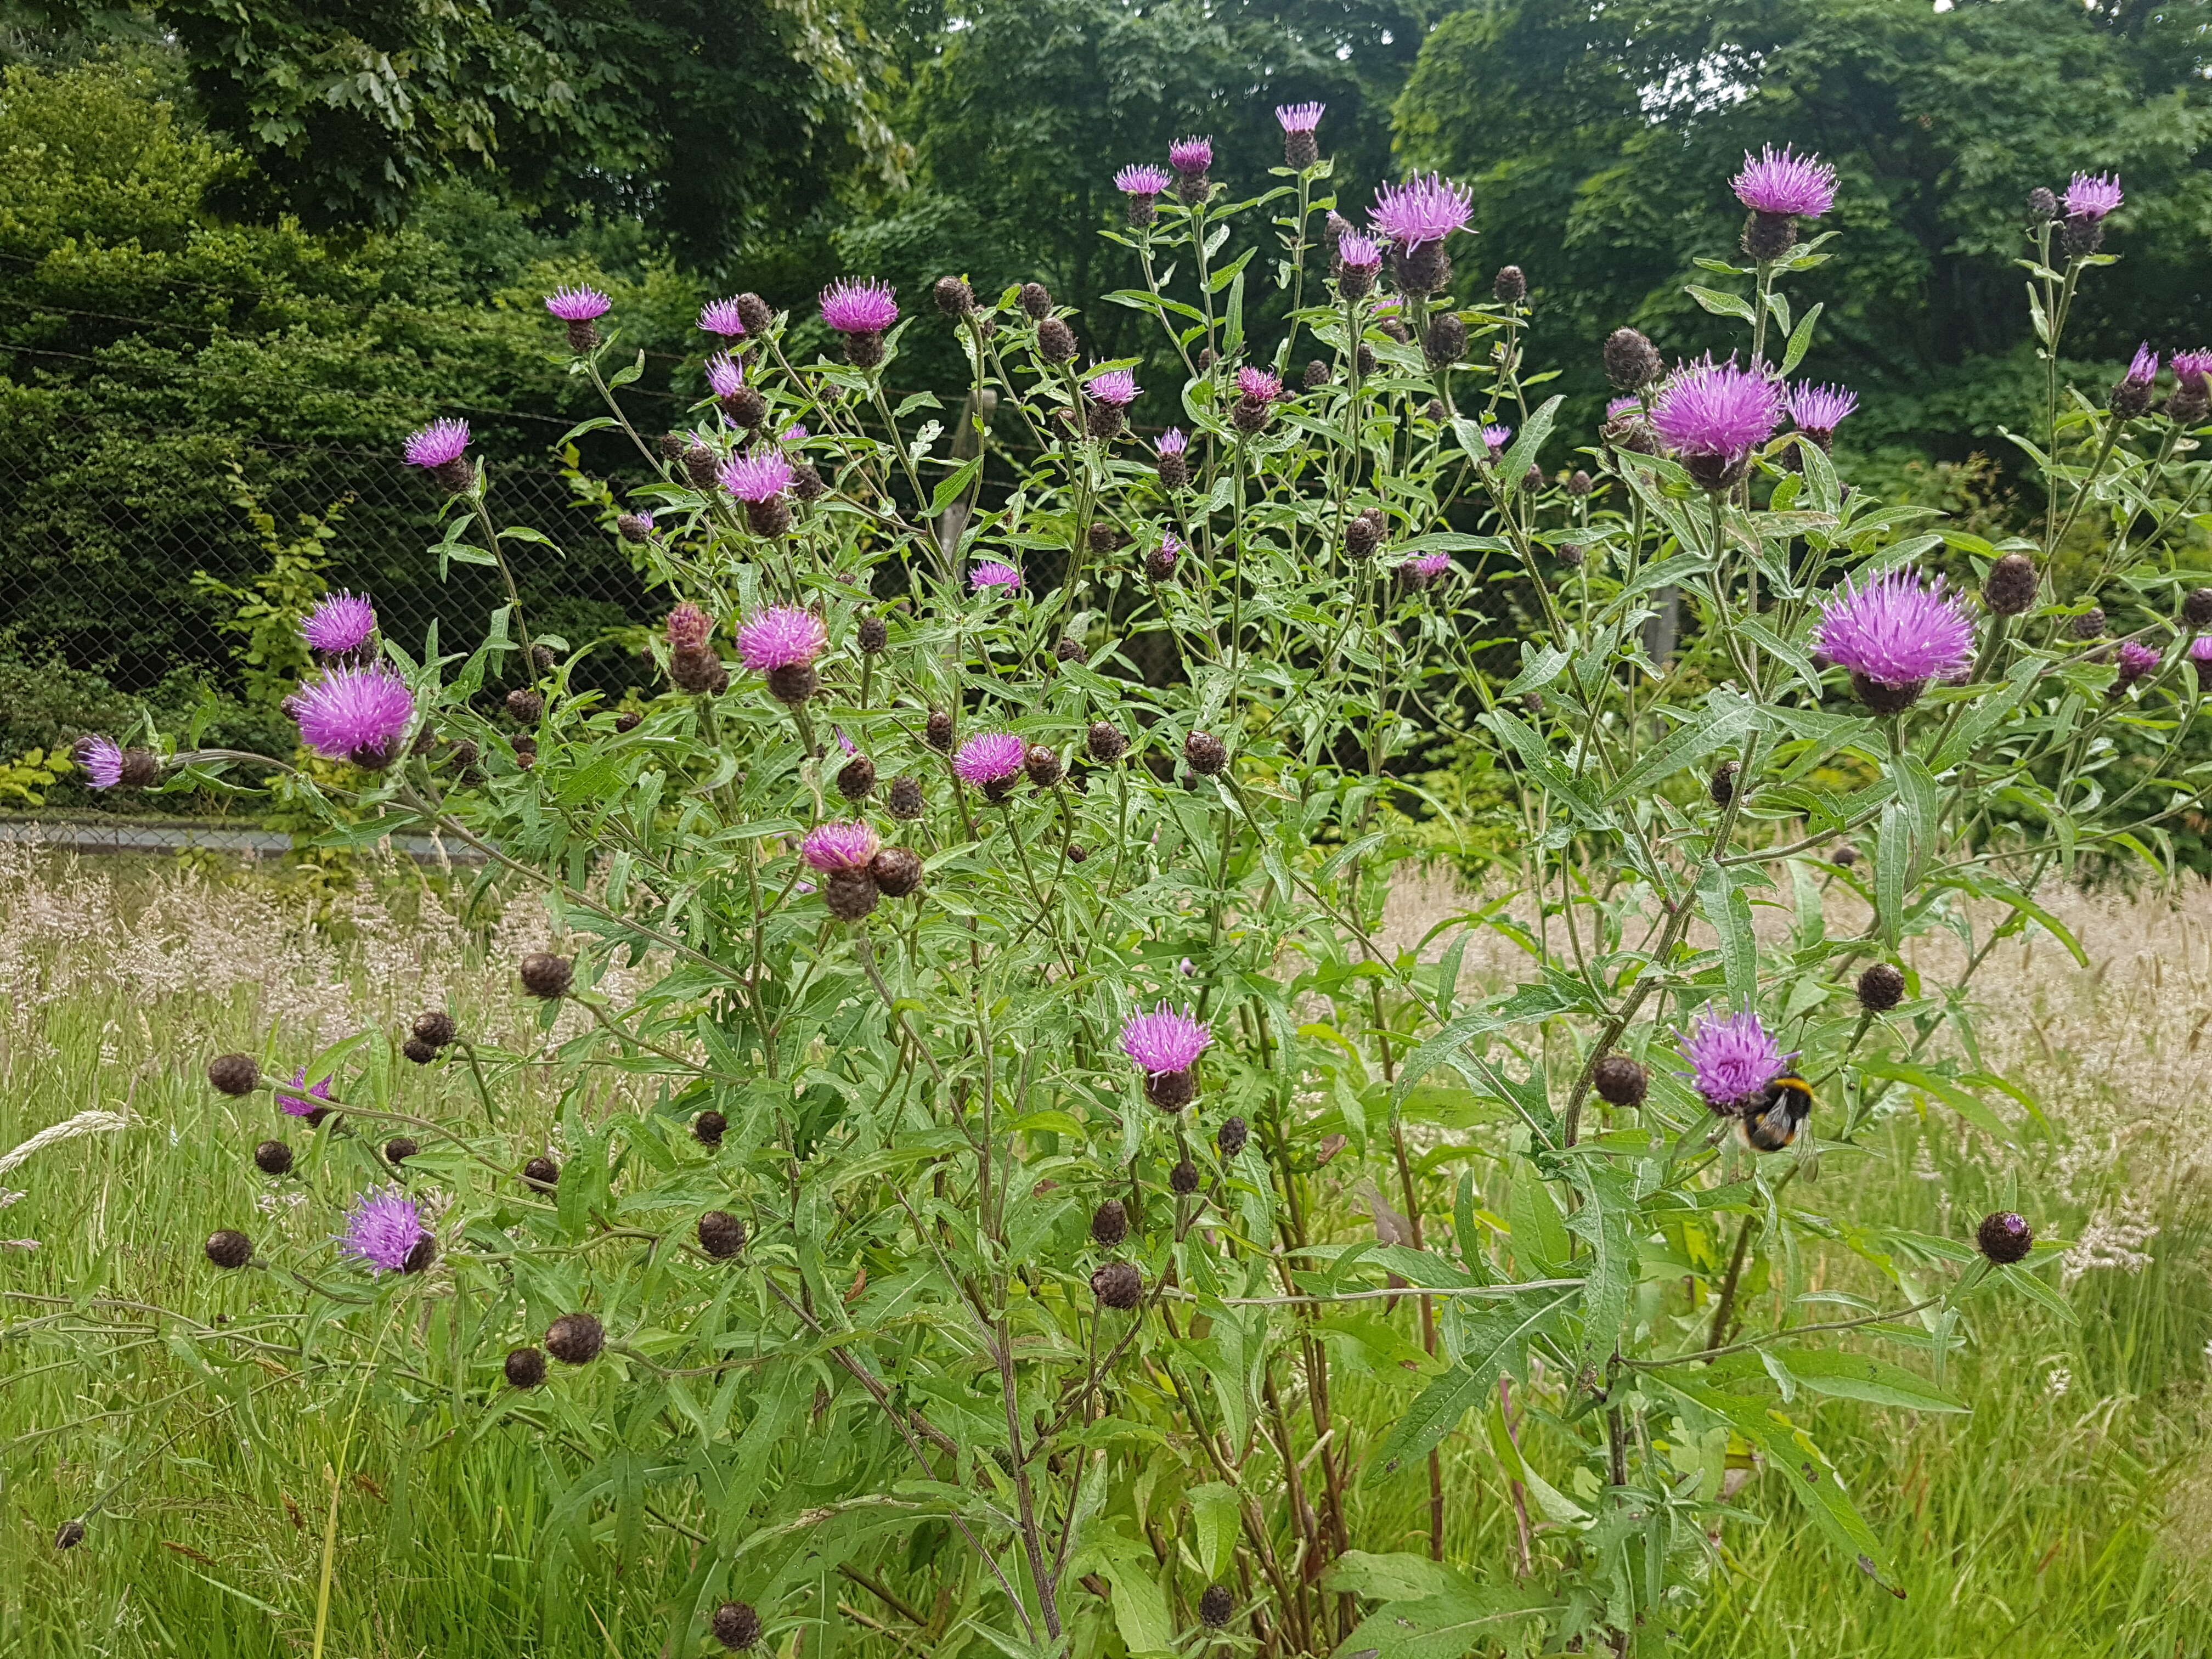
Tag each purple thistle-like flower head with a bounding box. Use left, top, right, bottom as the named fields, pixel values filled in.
left=952, top=732, right=1026, bottom=787
left=337, top=1186, right=431, bottom=1274
left=1115, top=163, right=1172, bottom=196
left=1370, top=173, right=1474, bottom=247
left=1276, top=102, right=1325, bottom=133
left=2124, top=343, right=2159, bottom=387
left=1482, top=424, right=1512, bottom=455
left=2117, top=640, right=2161, bottom=679
left=1677, top=1007, right=1791, bottom=1112
left=1169, top=136, right=1213, bottom=174
left=736, top=606, right=826, bottom=673
left=1606, top=396, right=1644, bottom=421
left=2170, top=349, right=2212, bottom=395
left=2190, top=635, right=2212, bottom=665
left=665, top=603, right=713, bottom=652
left=970, top=561, right=1023, bottom=592
left=1120, top=1003, right=1212, bottom=1074
left=1336, top=230, right=1382, bottom=271
left=2065, top=172, right=2123, bottom=222
left=277, top=1068, right=334, bottom=1119
left=1731, top=145, right=1837, bottom=218
left=782, top=423, right=810, bottom=443
left=545, top=285, right=612, bottom=322
left=1815, top=568, right=1976, bottom=689
left=706, top=352, right=746, bottom=398
left=1157, top=427, right=1189, bottom=458
left=293, top=667, right=414, bottom=764
left=698, top=296, right=747, bottom=338
left=1236, top=366, right=1283, bottom=403
left=1408, top=552, right=1453, bottom=580
left=1650, top=356, right=1785, bottom=459
left=820, top=278, right=899, bottom=335
left=403, top=418, right=470, bottom=470
left=1088, top=367, right=1139, bottom=407
left=76, top=736, right=123, bottom=789
left=302, top=591, right=377, bottom=656
left=720, top=450, right=794, bottom=503
left=1786, top=381, right=1858, bottom=436
left=801, top=820, right=882, bottom=872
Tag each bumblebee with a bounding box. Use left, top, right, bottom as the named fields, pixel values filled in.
left=1738, top=1074, right=1814, bottom=1152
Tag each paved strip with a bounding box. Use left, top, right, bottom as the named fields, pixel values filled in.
left=0, top=820, right=488, bottom=865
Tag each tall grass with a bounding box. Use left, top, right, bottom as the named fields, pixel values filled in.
left=2, top=849, right=2208, bottom=1657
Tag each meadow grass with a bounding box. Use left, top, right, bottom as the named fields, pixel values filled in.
left=1, top=849, right=2208, bottom=1657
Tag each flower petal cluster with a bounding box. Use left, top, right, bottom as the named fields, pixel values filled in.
left=1088, top=368, right=1139, bottom=407
left=1370, top=174, right=1474, bottom=246
left=403, top=419, right=470, bottom=470
left=801, top=821, right=882, bottom=872
left=707, top=352, right=746, bottom=398
left=698, top=297, right=747, bottom=337
left=293, top=667, right=414, bottom=763
left=302, top=592, right=376, bottom=655
left=1169, top=137, right=1213, bottom=174
left=1276, top=103, right=1325, bottom=133
left=1786, top=382, right=1858, bottom=435
left=1677, top=1008, right=1791, bottom=1112
left=1115, top=163, right=1171, bottom=196
left=1121, top=1004, right=1212, bottom=1074
left=76, top=736, right=123, bottom=789
left=720, top=450, right=793, bottom=503
left=1650, top=356, right=1785, bottom=459
left=1814, top=568, right=1975, bottom=689
left=1157, top=428, right=1189, bottom=458
left=337, top=1187, right=431, bottom=1273
left=969, top=561, right=1022, bottom=591
left=544, top=285, right=611, bottom=321
left=1730, top=146, right=1836, bottom=218
left=952, top=732, right=1026, bottom=787
left=735, top=607, right=825, bottom=672
left=1236, top=366, right=1283, bottom=403
left=820, top=278, right=899, bottom=335
left=277, top=1068, right=334, bottom=1119
left=2065, top=172, right=2123, bottom=222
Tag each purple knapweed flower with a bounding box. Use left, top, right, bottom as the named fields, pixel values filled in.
left=666, top=603, right=713, bottom=652
left=2172, top=350, right=2212, bottom=394
left=1606, top=396, right=1644, bottom=422
left=2190, top=635, right=2212, bottom=666
left=1336, top=230, right=1381, bottom=271
left=698, top=297, right=747, bottom=338
left=292, top=667, right=415, bottom=765
left=801, top=820, right=882, bottom=873
left=970, top=561, right=1023, bottom=592
left=720, top=450, right=793, bottom=503
left=2117, top=640, right=2160, bottom=681
left=1276, top=103, right=1325, bottom=133
left=736, top=607, right=826, bottom=672
left=1407, top=552, right=1453, bottom=581
left=1169, top=137, right=1213, bottom=175
left=276, top=1068, right=334, bottom=1120
left=1370, top=174, right=1474, bottom=246
left=1115, top=163, right=1172, bottom=197
left=952, top=732, right=1026, bottom=788
left=1236, top=366, right=1283, bottom=403
left=76, top=736, right=122, bottom=789
left=706, top=352, right=746, bottom=398
left=1731, top=146, right=1837, bottom=218
left=1157, top=428, right=1189, bottom=458
left=1678, top=1007, right=1791, bottom=1114
left=2065, top=172, right=2123, bottom=222
left=1088, top=368, right=1139, bottom=407
left=1482, top=424, right=1512, bottom=456
left=1786, top=382, right=1858, bottom=438
left=835, top=726, right=859, bottom=756
left=403, top=418, right=470, bottom=471
left=1815, top=568, right=1976, bottom=692
left=545, top=286, right=611, bottom=323
left=337, top=1186, right=431, bottom=1274
left=820, top=278, right=899, bottom=336
left=302, top=591, right=376, bottom=656
left=782, top=424, right=810, bottom=443
left=2124, top=343, right=2158, bottom=388
left=1121, top=1003, right=1212, bottom=1075
left=1652, top=356, right=1785, bottom=459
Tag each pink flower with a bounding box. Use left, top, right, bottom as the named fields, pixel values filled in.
left=544, top=285, right=612, bottom=321
left=1481, top=424, right=1512, bottom=455
left=706, top=352, right=745, bottom=398
left=1088, top=368, right=1139, bottom=407
left=302, top=591, right=376, bottom=656
left=1169, top=136, right=1213, bottom=174
left=1371, top=173, right=1474, bottom=246
left=1815, top=568, right=1975, bottom=690
left=402, top=419, right=470, bottom=470
left=292, top=667, right=415, bottom=765
left=1236, top=366, right=1282, bottom=403
left=736, top=607, right=826, bottom=672
left=698, top=297, right=747, bottom=338
left=952, top=732, right=1025, bottom=787
left=1731, top=146, right=1836, bottom=218
left=1157, top=428, right=1189, bottom=458
left=1677, top=1007, right=1791, bottom=1112
left=1276, top=102, right=1325, bottom=133
left=2065, top=172, right=2123, bottom=222
left=2171, top=349, right=2212, bottom=394
left=665, top=604, right=713, bottom=652
left=1336, top=231, right=1381, bottom=270
left=2123, top=343, right=2158, bottom=388
left=970, top=561, right=1022, bottom=592
left=801, top=820, right=881, bottom=872
left=720, top=450, right=794, bottom=503
left=1115, top=163, right=1172, bottom=196
left=2189, top=635, right=2212, bottom=665
left=1120, top=1004, right=1211, bottom=1074
left=1786, top=382, right=1858, bottom=438
left=820, top=278, right=899, bottom=335
left=1651, top=356, right=1785, bottom=460
left=276, top=1068, right=334, bottom=1120
left=2117, top=640, right=2160, bottom=681
left=1407, top=552, right=1453, bottom=580
left=75, top=736, right=122, bottom=789
left=337, top=1187, right=431, bottom=1273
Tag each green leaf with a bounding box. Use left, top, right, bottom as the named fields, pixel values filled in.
left=1364, top=1288, right=1576, bottom=1483
left=1855, top=1058, right=2018, bottom=1146
left=1697, top=862, right=1757, bottom=1006
left=1778, top=301, right=1824, bottom=375
left=1603, top=697, right=1757, bottom=803
left=929, top=455, right=983, bottom=515
left=1188, top=1481, right=1240, bottom=1578
left=1563, top=1165, right=1635, bottom=1369
left=1330, top=1588, right=1548, bottom=1659
left=1775, top=1347, right=1968, bottom=1412
left=1497, top=395, right=1562, bottom=484
left=1686, top=285, right=1757, bottom=323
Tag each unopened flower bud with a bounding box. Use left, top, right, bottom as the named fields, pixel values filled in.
left=1302, top=358, right=1329, bottom=390
left=1056, top=636, right=1084, bottom=663
left=1602, top=327, right=1662, bottom=391
left=254, top=1139, right=294, bottom=1176
left=523, top=1155, right=560, bottom=1189
left=735, top=294, right=774, bottom=336
left=1493, top=264, right=1527, bottom=304
left=1019, top=283, right=1053, bottom=320
left=504, top=1347, right=548, bottom=1388
left=934, top=275, right=975, bottom=317
left=1568, top=470, right=1594, bottom=497
left=698, top=1210, right=746, bottom=1258
left=887, top=775, right=925, bottom=819
left=1091, top=1199, right=1128, bottom=1247
left=1356, top=343, right=1376, bottom=376
left=2184, top=589, right=2212, bottom=628
left=870, top=846, right=924, bottom=898
left=1425, top=397, right=1447, bottom=424
left=837, top=754, right=876, bottom=800
left=1216, top=1115, right=1249, bottom=1156
left=618, top=512, right=654, bottom=543
left=1024, top=744, right=1063, bottom=788
left=1088, top=522, right=1128, bottom=555
left=1091, top=1260, right=1143, bottom=1310
left=1857, top=961, right=1906, bottom=1012
left=55, top=1521, right=85, bottom=1550
left=1831, top=843, right=1860, bottom=868
left=1557, top=543, right=1584, bottom=568
left=208, top=1053, right=259, bottom=1097
left=684, top=443, right=720, bottom=487
left=2028, top=186, right=2059, bottom=222
left=1424, top=313, right=1466, bottom=367
left=1086, top=722, right=1127, bottom=764
left=403, top=1036, right=438, bottom=1065
left=1591, top=1054, right=1647, bottom=1107
left=1708, top=760, right=1737, bottom=805
left=519, top=952, right=573, bottom=999
left=1345, top=509, right=1384, bottom=561
left=1037, top=318, right=1077, bottom=364
left=825, top=867, right=879, bottom=921
left=765, top=662, right=817, bottom=703
left=205, top=1229, right=252, bottom=1269
left=414, top=1011, right=457, bottom=1048
left=1199, top=1585, right=1235, bottom=1629
left=1975, top=1210, right=2034, bottom=1265
left=545, top=1312, right=605, bottom=1365
left=926, top=708, right=955, bottom=751
left=383, top=1136, right=417, bottom=1167
left=670, top=647, right=729, bottom=696
left=1183, top=731, right=1227, bottom=775
left=2073, top=607, right=2107, bottom=639
left=857, top=615, right=889, bottom=654
left=1169, top=1159, right=1200, bottom=1195
left=1983, top=552, right=2038, bottom=615
left=506, top=689, right=543, bottom=724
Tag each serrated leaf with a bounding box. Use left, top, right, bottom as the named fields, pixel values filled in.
left=1365, top=1288, right=1576, bottom=1482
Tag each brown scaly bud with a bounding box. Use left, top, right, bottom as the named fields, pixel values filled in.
left=1056, top=636, right=1085, bottom=663
left=1169, top=1159, right=1201, bottom=1195
left=1085, top=399, right=1126, bottom=441
left=1356, top=343, right=1377, bottom=376
left=614, top=711, right=642, bottom=733
left=926, top=707, right=955, bottom=752
left=518, top=952, right=573, bottom=999
left=1145, top=1068, right=1198, bottom=1111
left=545, top=1312, right=605, bottom=1365
left=523, top=1155, right=561, bottom=1189
left=887, top=774, right=926, bottom=820
left=413, top=1011, right=457, bottom=1048
left=1345, top=507, right=1384, bottom=561
left=722, top=385, right=768, bottom=427
left=1976, top=1211, right=2034, bottom=1265
left=934, top=275, right=975, bottom=317
left=617, top=511, right=654, bottom=543
left=2028, top=186, right=2059, bottom=222
left=1558, top=543, right=1585, bottom=568
left=1087, top=721, right=1127, bottom=764
left=55, top=1521, right=86, bottom=1550
left=870, top=846, right=924, bottom=898
left=1983, top=552, right=2038, bottom=615
left=670, top=648, right=729, bottom=696
left=791, top=460, right=826, bottom=502
left=765, top=662, right=817, bottom=704
left=1037, top=318, right=1077, bottom=364
left=1378, top=319, right=1409, bottom=345
left=735, top=294, right=774, bottom=336
left=403, top=1036, right=438, bottom=1065
left=1156, top=450, right=1190, bottom=493
left=205, top=1229, right=252, bottom=1269
left=1199, top=1585, right=1235, bottom=1629
left=659, top=431, right=688, bottom=461
left=116, top=749, right=159, bottom=789
left=698, top=1210, right=746, bottom=1259
left=2184, top=588, right=2212, bottom=628
left=1709, top=760, right=1737, bottom=805
left=1091, top=1199, right=1130, bottom=1247
left=1088, top=521, right=1128, bottom=555
left=506, top=689, right=544, bottom=724
left=1493, top=264, right=1527, bottom=305
left=836, top=754, right=877, bottom=801
left=1603, top=327, right=1662, bottom=392
left=1302, top=359, right=1329, bottom=390
left=684, top=444, right=720, bottom=488
left=384, top=1136, right=417, bottom=1167
left=1024, top=744, right=1063, bottom=788
left=1831, top=843, right=1861, bottom=868
left=1392, top=241, right=1451, bottom=297
left=208, top=1053, right=259, bottom=1097
left=857, top=614, right=889, bottom=653
left=746, top=495, right=794, bottom=538
left=504, top=1347, right=548, bottom=1389
left=1424, top=312, right=1467, bottom=367
left=1426, top=397, right=1448, bottom=424
left=2073, top=607, right=2107, bottom=639
left=713, top=1601, right=764, bottom=1651
left=1857, top=962, right=1906, bottom=1013
left=1068, top=844, right=1088, bottom=862
left=1568, top=470, right=1594, bottom=497
left=1019, top=283, right=1053, bottom=320
left=1741, top=211, right=1798, bottom=263
left=254, top=1139, right=294, bottom=1176
left=1230, top=394, right=1272, bottom=435
left=825, top=868, right=879, bottom=922
left=1183, top=731, right=1227, bottom=776
left=1091, top=1260, right=1143, bottom=1310
left=1591, top=1054, right=1647, bottom=1108
left=692, top=1110, right=727, bottom=1149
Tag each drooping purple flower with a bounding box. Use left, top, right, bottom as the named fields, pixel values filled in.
left=819, top=278, right=899, bottom=336
left=276, top=1068, right=334, bottom=1119
left=337, top=1186, right=431, bottom=1274
left=2064, top=172, right=2123, bottom=222
left=2123, top=343, right=2158, bottom=388
left=720, top=450, right=794, bottom=503
left=75, top=736, right=123, bottom=789
left=2171, top=349, right=2212, bottom=393
left=544, top=285, right=612, bottom=322
left=292, top=667, right=415, bottom=765
left=1370, top=174, right=1474, bottom=247
left=1786, top=382, right=1858, bottom=438
left=1482, top=424, right=1512, bottom=456
left=1115, top=163, right=1172, bottom=197
left=706, top=352, right=746, bottom=398
left=2116, top=639, right=2161, bottom=681
left=1276, top=103, right=1325, bottom=133
left=970, top=561, right=1023, bottom=592
left=1650, top=356, right=1785, bottom=460
left=1120, top=1003, right=1212, bottom=1074
left=1677, top=1007, right=1791, bottom=1113
left=1236, top=366, right=1283, bottom=403
left=1088, top=368, right=1139, bottom=407
left=834, top=726, right=859, bottom=755
left=1730, top=146, right=1837, bottom=218
left=1157, top=428, right=1189, bottom=458
left=698, top=297, right=748, bottom=338
left=1336, top=231, right=1381, bottom=272
left=1814, top=568, right=1976, bottom=690
left=302, top=591, right=377, bottom=656
left=952, top=732, right=1026, bottom=788
left=735, top=607, right=826, bottom=672
left=1169, top=136, right=1213, bottom=175
left=801, top=820, right=882, bottom=873
left=403, top=418, right=471, bottom=470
